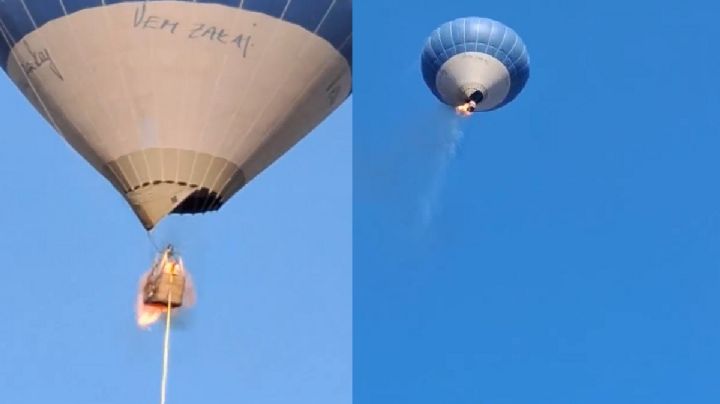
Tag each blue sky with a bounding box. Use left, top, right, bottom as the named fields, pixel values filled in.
left=2, top=1, right=720, bottom=403
left=354, top=1, right=720, bottom=403
left=0, top=82, right=351, bottom=402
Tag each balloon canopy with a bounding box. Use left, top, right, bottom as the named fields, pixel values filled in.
left=0, top=0, right=352, bottom=229
left=421, top=17, right=529, bottom=111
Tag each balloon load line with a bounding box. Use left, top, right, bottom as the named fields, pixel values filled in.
left=160, top=291, right=172, bottom=404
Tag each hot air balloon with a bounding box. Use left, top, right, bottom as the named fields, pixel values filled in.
left=0, top=0, right=351, bottom=229
left=421, top=17, right=529, bottom=113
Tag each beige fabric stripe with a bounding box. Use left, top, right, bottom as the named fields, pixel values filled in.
left=106, top=148, right=241, bottom=228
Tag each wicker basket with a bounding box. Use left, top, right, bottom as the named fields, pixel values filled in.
left=143, top=272, right=185, bottom=308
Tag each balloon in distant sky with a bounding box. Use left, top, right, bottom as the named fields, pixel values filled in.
left=0, top=0, right=351, bottom=229
left=421, top=17, right=529, bottom=114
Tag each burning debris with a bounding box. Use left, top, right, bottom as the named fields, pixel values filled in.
left=136, top=244, right=196, bottom=404
left=136, top=245, right=195, bottom=329
left=455, top=100, right=477, bottom=116
left=455, top=89, right=485, bottom=117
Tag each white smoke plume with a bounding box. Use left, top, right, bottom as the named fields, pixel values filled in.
left=418, top=115, right=465, bottom=230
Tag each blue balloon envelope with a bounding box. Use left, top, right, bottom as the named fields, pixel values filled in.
left=421, top=17, right=529, bottom=112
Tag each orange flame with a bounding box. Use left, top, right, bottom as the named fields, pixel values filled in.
left=136, top=272, right=164, bottom=329
left=455, top=101, right=476, bottom=117
left=135, top=252, right=195, bottom=329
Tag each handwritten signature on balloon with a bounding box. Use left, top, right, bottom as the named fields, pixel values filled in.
left=19, top=41, right=64, bottom=81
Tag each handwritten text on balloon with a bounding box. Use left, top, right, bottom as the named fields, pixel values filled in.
left=133, top=4, right=253, bottom=58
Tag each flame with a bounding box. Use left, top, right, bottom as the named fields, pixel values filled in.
left=135, top=251, right=195, bottom=329
left=136, top=272, right=165, bottom=329
left=137, top=303, right=164, bottom=328
left=455, top=101, right=476, bottom=117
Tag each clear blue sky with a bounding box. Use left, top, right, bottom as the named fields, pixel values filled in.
left=354, top=1, right=720, bottom=403
left=0, top=83, right=351, bottom=402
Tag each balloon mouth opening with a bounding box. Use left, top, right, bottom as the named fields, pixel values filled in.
left=171, top=187, right=224, bottom=214
left=125, top=182, right=229, bottom=230
left=455, top=89, right=485, bottom=116
left=109, top=149, right=242, bottom=229
left=465, top=90, right=484, bottom=104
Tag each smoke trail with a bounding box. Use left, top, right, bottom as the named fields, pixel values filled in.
left=418, top=115, right=465, bottom=230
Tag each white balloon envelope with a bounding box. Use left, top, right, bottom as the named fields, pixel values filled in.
left=0, top=0, right=352, bottom=229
